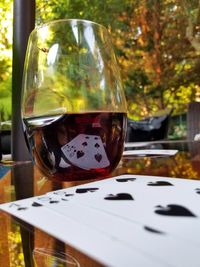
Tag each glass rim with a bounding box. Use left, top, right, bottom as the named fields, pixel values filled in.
left=32, top=18, right=108, bottom=34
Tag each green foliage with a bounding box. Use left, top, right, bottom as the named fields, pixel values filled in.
left=112, top=0, right=200, bottom=119
left=0, top=0, right=12, bottom=121
left=36, top=0, right=130, bottom=28
left=1, top=0, right=200, bottom=132
left=0, top=76, right=11, bottom=121
left=35, top=0, right=200, bottom=122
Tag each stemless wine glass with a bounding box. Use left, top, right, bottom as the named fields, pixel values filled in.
left=21, top=19, right=127, bottom=182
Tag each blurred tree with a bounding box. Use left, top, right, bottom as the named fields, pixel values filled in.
left=0, top=0, right=12, bottom=121
left=36, top=0, right=200, bottom=120
left=112, top=0, right=200, bottom=118
left=1, top=0, right=200, bottom=123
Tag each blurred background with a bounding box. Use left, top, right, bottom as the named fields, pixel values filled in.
left=1, top=0, right=200, bottom=140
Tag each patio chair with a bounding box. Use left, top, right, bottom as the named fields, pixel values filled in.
left=126, top=109, right=172, bottom=142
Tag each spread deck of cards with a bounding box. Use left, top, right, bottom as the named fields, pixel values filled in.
left=1, top=174, right=200, bottom=267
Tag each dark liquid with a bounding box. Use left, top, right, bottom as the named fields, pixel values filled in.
left=24, top=112, right=127, bottom=181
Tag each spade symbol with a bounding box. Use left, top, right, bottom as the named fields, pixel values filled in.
left=144, top=226, right=165, bottom=235
left=77, top=150, right=85, bottom=159
left=147, top=181, right=173, bottom=186
left=49, top=200, right=59, bottom=204
left=94, top=143, right=100, bottom=148
left=116, top=178, right=136, bottom=182
left=155, top=204, right=197, bottom=217
left=64, top=194, right=74, bottom=197
left=82, top=142, right=88, bottom=147
left=195, top=188, right=200, bottom=194
left=32, top=202, right=43, bottom=207
left=104, top=193, right=134, bottom=200
left=18, top=207, right=28, bottom=211
left=61, top=198, right=68, bottom=201
left=76, top=187, right=99, bottom=193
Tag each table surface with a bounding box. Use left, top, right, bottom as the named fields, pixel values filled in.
left=0, top=140, right=200, bottom=267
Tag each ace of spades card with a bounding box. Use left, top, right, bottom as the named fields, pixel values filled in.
left=61, top=134, right=110, bottom=170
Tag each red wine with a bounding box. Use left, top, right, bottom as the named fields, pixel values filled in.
left=23, top=112, right=127, bottom=181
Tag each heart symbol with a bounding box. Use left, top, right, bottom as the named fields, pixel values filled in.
left=155, top=204, right=197, bottom=217
left=116, top=178, right=136, bottom=182
left=104, top=193, right=134, bottom=200
left=94, top=153, right=102, bottom=162
left=77, top=150, right=85, bottom=159
left=148, top=181, right=173, bottom=186
left=76, top=187, right=99, bottom=193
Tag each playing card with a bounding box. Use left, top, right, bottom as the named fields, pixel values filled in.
left=124, top=142, right=150, bottom=148
left=123, top=149, right=178, bottom=156
left=2, top=174, right=200, bottom=267
left=0, top=197, right=164, bottom=267
left=46, top=174, right=200, bottom=246
left=61, top=134, right=110, bottom=170
left=34, top=191, right=200, bottom=267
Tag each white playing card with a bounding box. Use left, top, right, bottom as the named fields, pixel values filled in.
left=0, top=197, right=164, bottom=267
left=46, top=174, right=200, bottom=246
left=123, top=149, right=178, bottom=156
left=125, top=142, right=150, bottom=148
left=58, top=157, right=71, bottom=168
left=61, top=134, right=110, bottom=170
left=2, top=174, right=200, bottom=267
left=34, top=192, right=200, bottom=267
